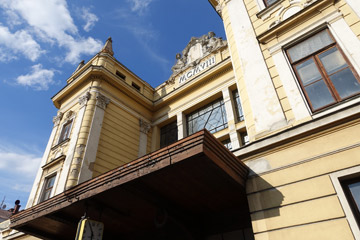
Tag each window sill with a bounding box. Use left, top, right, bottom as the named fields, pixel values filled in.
left=312, top=95, right=360, bottom=119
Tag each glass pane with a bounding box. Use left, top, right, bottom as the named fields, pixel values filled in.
left=46, top=176, right=55, bottom=188
left=233, top=90, right=244, bottom=122
left=349, top=181, right=360, bottom=211
left=318, top=47, right=347, bottom=75
left=187, top=98, right=227, bottom=135
left=288, top=30, right=334, bottom=62
left=305, top=80, right=335, bottom=110
left=265, top=0, right=279, bottom=6
left=295, top=58, right=322, bottom=85
left=330, top=68, right=360, bottom=99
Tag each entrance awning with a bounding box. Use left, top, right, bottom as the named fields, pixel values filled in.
left=10, top=130, right=250, bottom=239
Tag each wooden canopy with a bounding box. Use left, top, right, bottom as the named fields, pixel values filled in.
left=10, top=130, right=250, bottom=239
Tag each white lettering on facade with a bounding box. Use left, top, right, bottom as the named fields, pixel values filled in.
left=179, top=56, right=216, bottom=84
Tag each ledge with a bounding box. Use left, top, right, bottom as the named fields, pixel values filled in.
left=42, top=155, right=66, bottom=170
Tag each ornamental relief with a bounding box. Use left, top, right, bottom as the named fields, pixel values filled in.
left=96, top=93, right=110, bottom=110
left=259, top=0, right=329, bottom=30
left=167, top=32, right=226, bottom=85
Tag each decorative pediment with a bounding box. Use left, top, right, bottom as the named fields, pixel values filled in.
left=169, top=32, right=227, bottom=81
left=258, top=0, right=335, bottom=43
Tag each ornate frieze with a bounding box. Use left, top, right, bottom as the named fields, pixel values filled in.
left=96, top=93, right=110, bottom=110
left=139, top=119, right=151, bottom=134
left=53, top=112, right=64, bottom=126
left=78, top=92, right=91, bottom=108
left=168, top=32, right=227, bottom=84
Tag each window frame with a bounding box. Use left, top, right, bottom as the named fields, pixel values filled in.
left=39, top=174, right=57, bottom=203
left=341, top=177, right=360, bottom=228
left=58, top=119, right=73, bottom=144
left=232, top=89, right=244, bottom=122
left=221, top=138, right=232, bottom=150
left=263, top=0, right=279, bottom=7
left=160, top=121, right=178, bottom=148
left=186, top=98, right=228, bottom=135
left=286, top=29, right=360, bottom=112
left=330, top=166, right=360, bottom=240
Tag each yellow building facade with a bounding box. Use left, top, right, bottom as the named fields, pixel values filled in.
left=2, top=0, right=360, bottom=239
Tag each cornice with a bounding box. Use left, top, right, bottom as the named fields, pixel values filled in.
left=52, top=65, right=153, bottom=109
left=257, top=0, right=335, bottom=44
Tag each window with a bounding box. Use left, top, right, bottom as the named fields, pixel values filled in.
left=222, top=138, right=232, bottom=150
left=160, top=121, right=178, bottom=148
left=58, top=120, right=72, bottom=143
left=287, top=29, right=360, bottom=112
left=116, top=70, right=126, bottom=80
left=342, top=178, right=360, bottom=228
left=240, top=132, right=249, bottom=146
left=232, top=90, right=244, bottom=122
left=132, top=82, right=141, bottom=91
left=40, top=175, right=56, bottom=202
left=187, top=98, right=228, bottom=135
left=263, top=0, right=279, bottom=7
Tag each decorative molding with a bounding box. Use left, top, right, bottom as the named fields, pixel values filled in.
left=87, top=74, right=106, bottom=82
left=139, top=119, right=151, bottom=134
left=78, top=92, right=91, bottom=108
left=52, top=112, right=63, bottom=126
left=96, top=93, right=110, bottom=109
left=100, top=37, right=114, bottom=56
left=168, top=32, right=227, bottom=84
left=64, top=110, right=75, bottom=120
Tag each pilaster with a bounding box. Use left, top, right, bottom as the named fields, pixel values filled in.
left=78, top=93, right=110, bottom=184
left=222, top=0, right=287, bottom=139
left=63, top=91, right=94, bottom=190
left=138, top=119, right=151, bottom=157
left=222, top=87, right=240, bottom=149
left=177, top=112, right=187, bottom=140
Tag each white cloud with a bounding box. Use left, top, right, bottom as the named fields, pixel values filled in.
left=127, top=0, right=153, bottom=15
left=16, top=64, right=55, bottom=90
left=81, top=8, right=99, bottom=32
left=0, top=25, right=43, bottom=61
left=0, top=149, right=41, bottom=178
left=0, top=0, right=103, bottom=63
left=3, top=9, right=22, bottom=27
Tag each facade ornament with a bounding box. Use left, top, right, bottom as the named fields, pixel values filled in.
left=65, top=110, right=75, bottom=120
left=87, top=74, right=106, bottom=82
left=167, top=31, right=227, bottom=84
left=171, top=53, right=187, bottom=75
left=139, top=119, right=151, bottom=134
left=100, top=37, right=114, bottom=56
left=96, top=93, right=110, bottom=110
left=78, top=92, right=91, bottom=108
left=215, top=0, right=223, bottom=15
left=74, top=60, right=85, bottom=73
left=53, top=112, right=64, bottom=126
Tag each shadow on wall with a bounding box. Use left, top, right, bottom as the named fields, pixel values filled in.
left=246, top=170, right=284, bottom=222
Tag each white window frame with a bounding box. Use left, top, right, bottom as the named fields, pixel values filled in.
left=37, top=172, right=59, bottom=204
left=57, top=118, right=74, bottom=144
left=330, top=166, right=360, bottom=240
left=268, top=11, right=360, bottom=120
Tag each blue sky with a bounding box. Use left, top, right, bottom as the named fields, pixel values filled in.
left=0, top=0, right=225, bottom=210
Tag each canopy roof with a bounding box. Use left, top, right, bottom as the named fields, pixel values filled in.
left=10, top=130, right=250, bottom=239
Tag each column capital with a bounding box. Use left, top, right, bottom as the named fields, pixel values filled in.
left=139, top=119, right=151, bottom=134
left=52, top=112, right=63, bottom=126
left=78, top=92, right=91, bottom=108
left=96, top=93, right=110, bottom=110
